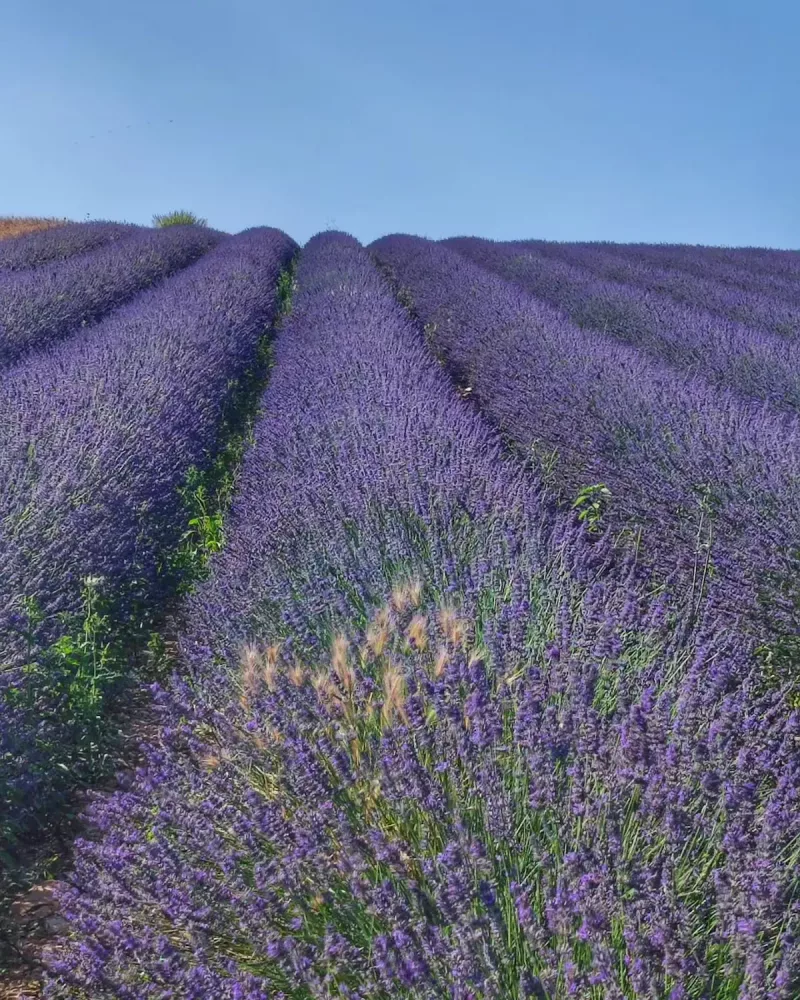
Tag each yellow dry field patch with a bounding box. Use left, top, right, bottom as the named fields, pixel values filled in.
left=0, top=217, right=70, bottom=240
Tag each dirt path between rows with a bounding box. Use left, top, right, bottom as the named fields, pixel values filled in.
left=1, top=685, right=163, bottom=998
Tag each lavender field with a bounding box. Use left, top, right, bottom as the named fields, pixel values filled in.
left=0, top=223, right=798, bottom=999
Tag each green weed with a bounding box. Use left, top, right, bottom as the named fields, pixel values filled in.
left=571, top=483, right=611, bottom=532
left=152, top=209, right=208, bottom=228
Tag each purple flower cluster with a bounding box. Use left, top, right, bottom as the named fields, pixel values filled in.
left=0, top=224, right=225, bottom=365
left=46, top=604, right=799, bottom=998
left=43, top=233, right=798, bottom=999
left=370, top=235, right=800, bottom=645
left=0, top=227, right=296, bottom=851
left=0, top=221, right=140, bottom=272
left=509, top=240, right=800, bottom=340
left=440, top=237, right=800, bottom=411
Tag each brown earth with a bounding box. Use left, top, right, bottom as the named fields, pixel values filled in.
left=0, top=218, right=70, bottom=241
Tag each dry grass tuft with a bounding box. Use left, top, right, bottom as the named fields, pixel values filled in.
left=381, top=662, right=408, bottom=728
left=406, top=614, right=429, bottom=651
left=433, top=645, right=449, bottom=679
left=331, top=634, right=356, bottom=696
left=390, top=578, right=423, bottom=614
left=0, top=216, right=70, bottom=241
left=365, top=604, right=393, bottom=657
left=439, top=606, right=469, bottom=648
left=288, top=663, right=307, bottom=687
left=239, top=643, right=263, bottom=709
left=239, top=643, right=284, bottom=708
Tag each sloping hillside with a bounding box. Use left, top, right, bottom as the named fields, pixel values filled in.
left=1, top=222, right=798, bottom=1000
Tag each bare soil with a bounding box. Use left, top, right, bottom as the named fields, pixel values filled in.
left=0, top=218, right=70, bottom=241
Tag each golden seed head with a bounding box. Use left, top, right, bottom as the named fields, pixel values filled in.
left=332, top=633, right=356, bottom=694
left=391, top=583, right=410, bottom=613
left=452, top=622, right=467, bottom=647
left=374, top=604, right=392, bottom=628
left=311, top=671, right=328, bottom=695
left=239, top=642, right=263, bottom=707
left=391, top=580, right=422, bottom=614
left=262, top=723, right=282, bottom=745
left=381, top=662, right=408, bottom=727
left=263, top=660, right=279, bottom=693
left=366, top=624, right=390, bottom=657
left=239, top=642, right=260, bottom=671
left=332, top=633, right=348, bottom=666
left=439, top=607, right=467, bottom=647
left=288, top=663, right=307, bottom=687
left=434, top=645, right=449, bottom=678
left=439, top=606, right=456, bottom=632
left=406, top=614, right=429, bottom=651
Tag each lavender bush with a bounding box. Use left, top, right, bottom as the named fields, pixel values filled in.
left=441, top=238, right=800, bottom=412
left=44, top=234, right=799, bottom=999
left=0, top=227, right=296, bottom=871
left=0, top=224, right=224, bottom=365
left=0, top=221, right=140, bottom=272
left=510, top=241, right=800, bottom=340
left=370, top=235, right=800, bottom=651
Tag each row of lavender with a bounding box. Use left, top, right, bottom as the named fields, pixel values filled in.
left=370, top=235, right=800, bottom=656
left=0, top=228, right=296, bottom=873
left=440, top=238, right=800, bottom=412
left=0, top=223, right=225, bottom=365
left=599, top=240, right=800, bottom=300
left=499, top=239, right=800, bottom=339
left=45, top=234, right=799, bottom=999
left=0, top=221, right=140, bottom=272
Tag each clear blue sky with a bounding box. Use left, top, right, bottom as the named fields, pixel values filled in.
left=2, top=0, right=798, bottom=248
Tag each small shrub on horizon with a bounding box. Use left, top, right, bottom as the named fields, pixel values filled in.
left=152, top=209, right=208, bottom=228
